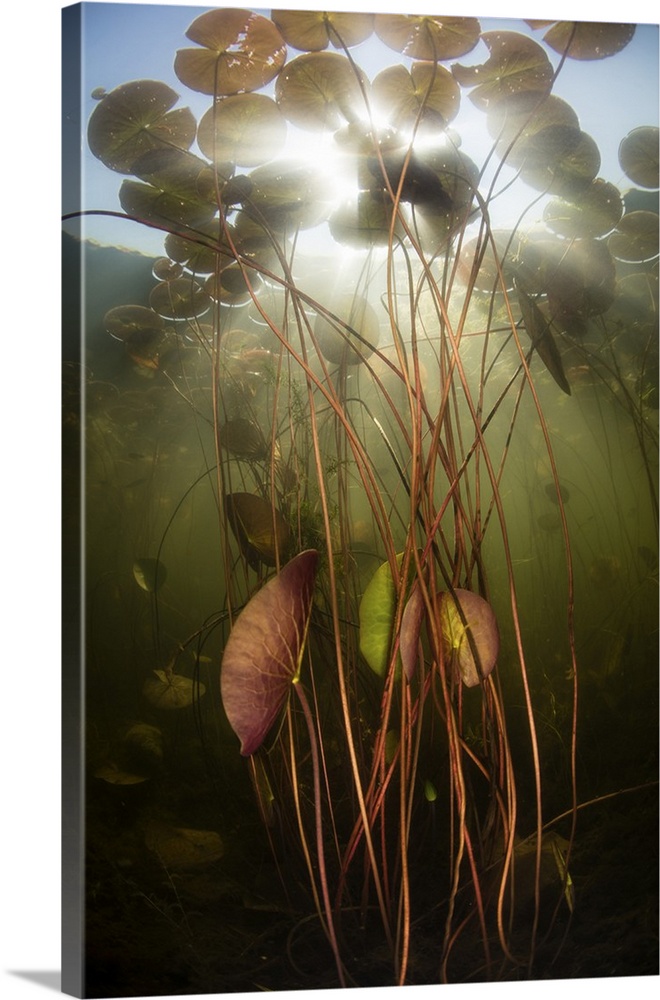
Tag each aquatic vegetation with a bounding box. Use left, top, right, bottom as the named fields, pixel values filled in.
left=70, top=5, right=659, bottom=991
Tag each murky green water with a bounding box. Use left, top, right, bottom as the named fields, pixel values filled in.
left=62, top=5, right=658, bottom=995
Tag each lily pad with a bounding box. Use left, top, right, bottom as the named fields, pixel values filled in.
left=619, top=127, right=660, bottom=190
left=104, top=305, right=164, bottom=343
left=145, top=823, right=225, bottom=868
left=452, top=31, right=554, bottom=111
left=143, top=669, right=206, bottom=709
left=87, top=79, right=196, bottom=173
left=543, top=179, right=624, bottom=239
left=359, top=554, right=404, bottom=678
left=149, top=277, right=212, bottom=320
left=314, top=293, right=380, bottom=365
left=225, top=492, right=291, bottom=568
left=375, top=14, right=480, bottom=61
left=538, top=21, right=635, bottom=60
left=275, top=51, right=368, bottom=131
left=197, top=94, right=287, bottom=167
left=174, top=8, right=287, bottom=96
left=133, top=557, right=167, bottom=592
left=371, top=62, right=460, bottom=131
left=271, top=10, right=375, bottom=51
left=608, top=211, right=660, bottom=263
left=438, top=589, right=499, bottom=688
left=220, top=549, right=319, bottom=755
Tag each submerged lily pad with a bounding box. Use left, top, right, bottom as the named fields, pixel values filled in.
left=438, top=589, right=499, bottom=688
left=149, top=277, right=212, bottom=320
left=225, top=492, right=291, bottom=568
left=221, top=549, right=319, bottom=755
left=219, top=417, right=269, bottom=459
left=314, top=294, right=380, bottom=365
left=519, top=126, right=601, bottom=197
left=175, top=8, right=287, bottom=96
left=543, top=179, right=624, bottom=239
left=487, top=93, right=580, bottom=169
left=143, top=669, right=205, bottom=709
left=133, top=557, right=167, bottom=592
left=104, top=305, right=164, bottom=343
left=359, top=554, right=404, bottom=678
left=87, top=80, right=196, bottom=173
left=145, top=823, right=224, bottom=868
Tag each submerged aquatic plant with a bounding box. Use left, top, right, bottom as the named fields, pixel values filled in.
left=72, top=4, right=659, bottom=989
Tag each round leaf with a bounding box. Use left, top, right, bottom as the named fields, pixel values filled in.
left=359, top=554, right=403, bottom=677
left=541, top=21, right=635, bottom=60
left=221, top=550, right=319, bottom=755
left=272, top=10, right=375, bottom=51
left=174, top=8, right=287, bottom=96
left=375, top=14, right=481, bottom=61
left=197, top=94, right=287, bottom=167
left=275, top=51, right=368, bottom=131
left=438, top=589, right=499, bottom=688
left=619, top=127, right=659, bottom=190
left=452, top=31, right=554, bottom=111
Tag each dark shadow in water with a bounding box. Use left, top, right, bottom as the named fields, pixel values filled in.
left=8, top=972, right=61, bottom=992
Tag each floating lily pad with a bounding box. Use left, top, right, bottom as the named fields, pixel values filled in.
left=608, top=211, right=660, bottom=263
left=543, top=179, right=624, bottom=239
left=329, top=192, right=403, bottom=249
left=519, top=126, right=601, bottom=197
left=242, top=159, right=332, bottom=232
left=143, top=669, right=205, bottom=709
left=371, top=61, right=460, bottom=131
left=487, top=93, right=580, bottom=169
left=221, top=549, right=319, bottom=755
left=452, top=31, right=554, bottom=111
left=438, top=589, right=499, bottom=688
left=619, top=127, right=659, bottom=190
left=118, top=147, right=219, bottom=229
left=174, top=8, right=287, bottom=96
left=375, top=14, right=480, bottom=61
left=272, top=10, right=375, bottom=51
left=275, top=51, right=368, bottom=131
left=538, top=21, right=635, bottom=60
left=197, top=94, right=287, bottom=167
left=87, top=80, right=196, bottom=173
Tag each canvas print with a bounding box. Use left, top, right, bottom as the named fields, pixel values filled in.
left=62, top=2, right=659, bottom=996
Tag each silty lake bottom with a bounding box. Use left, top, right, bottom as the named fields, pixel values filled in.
left=62, top=6, right=659, bottom=995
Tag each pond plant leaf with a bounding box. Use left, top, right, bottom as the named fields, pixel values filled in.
left=539, top=21, right=636, bottom=60
left=104, top=305, right=164, bottom=343
left=399, top=582, right=426, bottom=681
left=271, top=10, right=375, bottom=51
left=543, top=179, right=624, bottom=239
left=225, top=492, right=291, bottom=568
left=275, top=51, right=368, bottom=131
left=174, top=8, right=287, bottom=96
left=87, top=80, right=197, bottom=173
left=487, top=93, right=580, bottom=169
left=515, top=282, right=571, bottom=395
left=242, top=159, right=333, bottom=232
left=220, top=549, right=319, bottom=755
left=219, top=417, right=269, bottom=459
left=608, top=211, right=660, bottom=263
left=197, top=94, right=287, bottom=167
left=438, top=589, right=499, bottom=688
left=452, top=31, right=554, bottom=111
left=371, top=62, right=460, bottom=132
left=118, top=147, right=219, bottom=229
left=618, top=127, right=659, bottom=190
left=329, top=192, right=403, bottom=249
left=518, top=126, right=601, bottom=197
left=143, top=669, right=206, bottom=709
left=144, top=823, right=225, bottom=868
left=359, top=554, right=404, bottom=678
left=375, top=14, right=481, bottom=61
left=149, top=277, right=212, bottom=320
left=133, top=557, right=167, bottom=592
left=314, top=293, right=380, bottom=365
